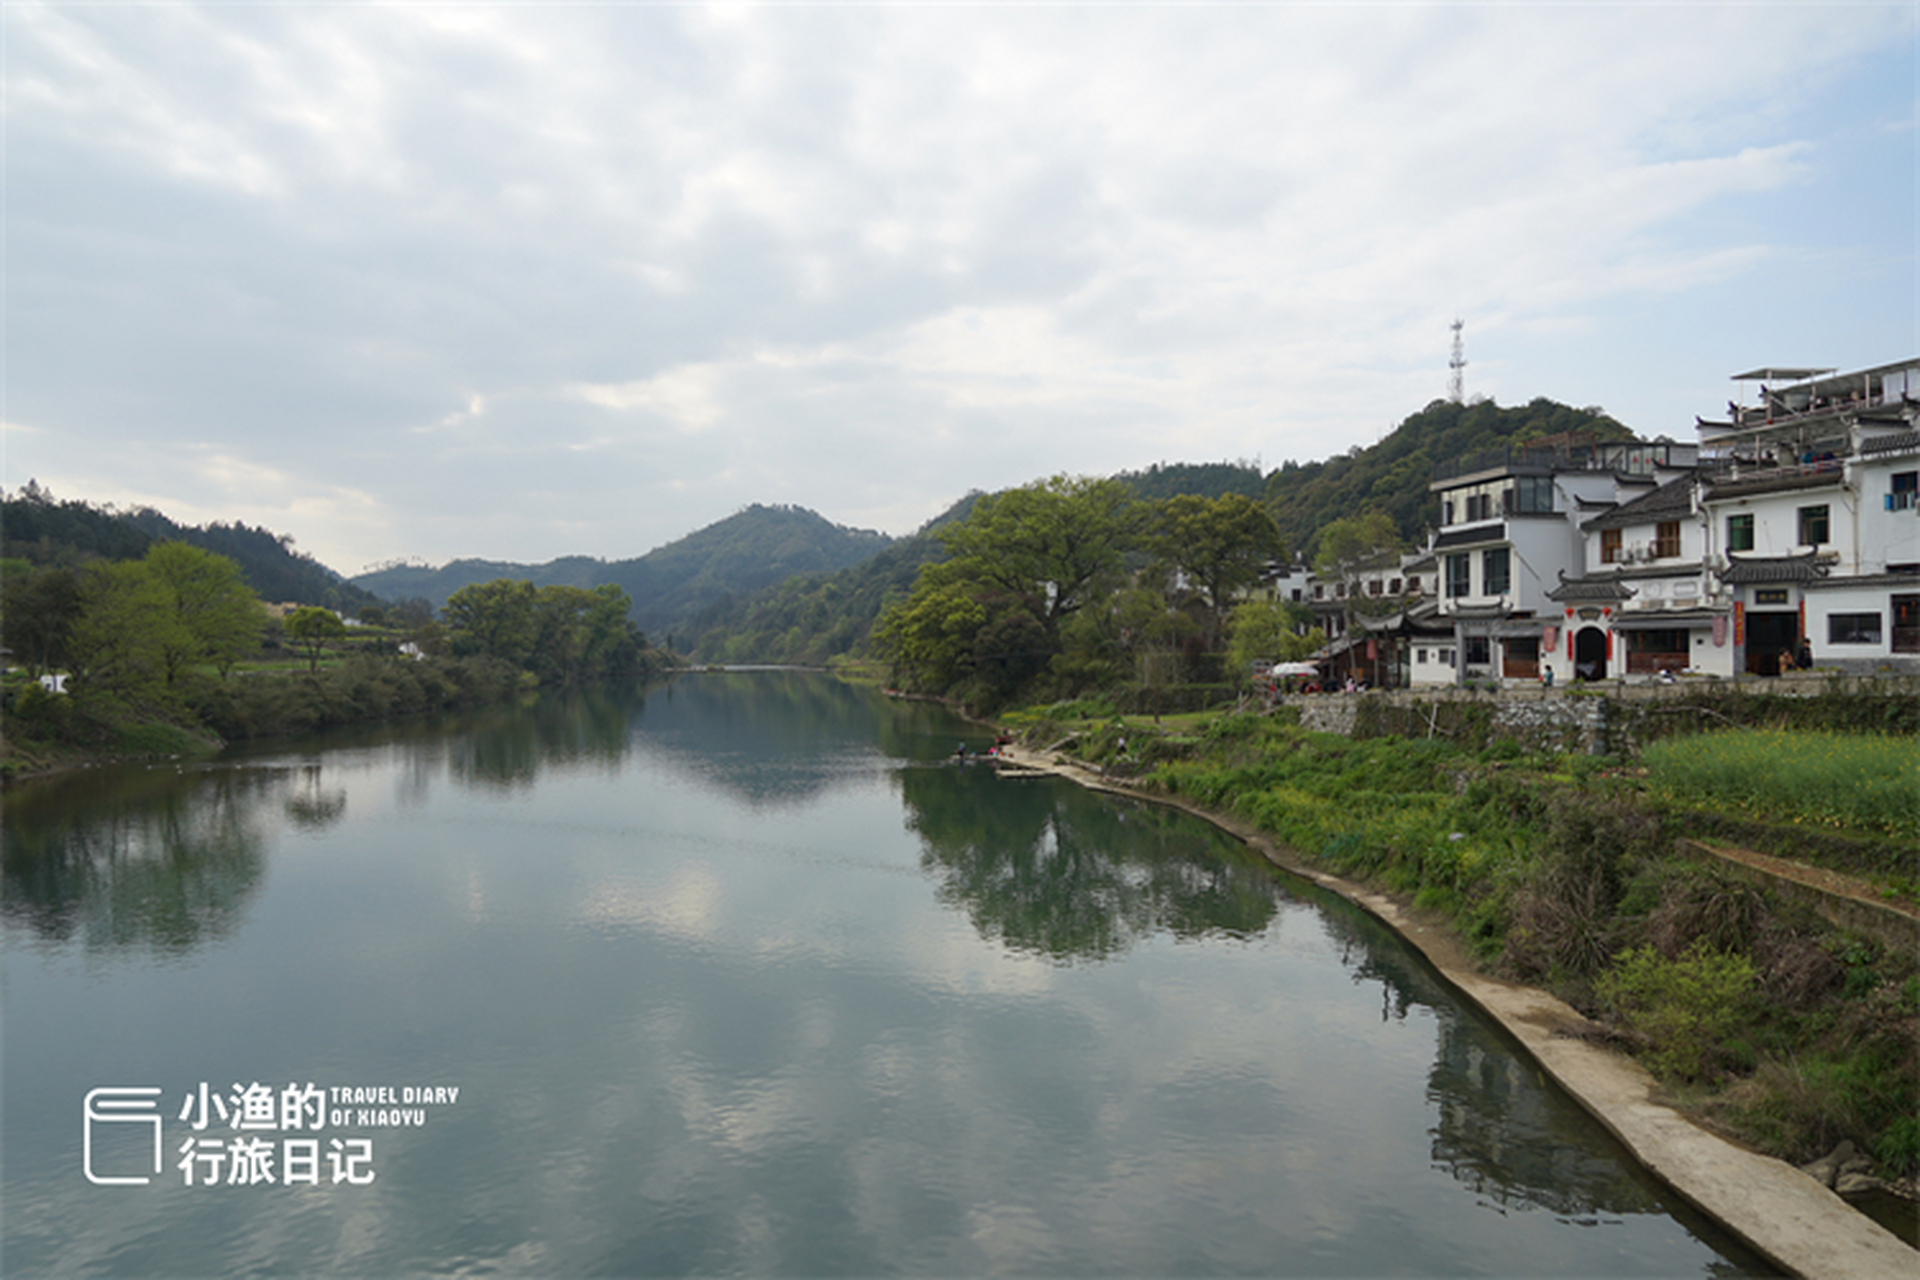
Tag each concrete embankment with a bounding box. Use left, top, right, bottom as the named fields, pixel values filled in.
left=994, top=743, right=1920, bottom=1280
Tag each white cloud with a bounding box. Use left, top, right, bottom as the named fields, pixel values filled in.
left=5, top=2, right=1912, bottom=570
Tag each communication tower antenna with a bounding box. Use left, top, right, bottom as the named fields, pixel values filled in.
left=1448, top=319, right=1467, bottom=404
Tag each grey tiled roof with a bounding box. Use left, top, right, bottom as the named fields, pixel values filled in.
left=1582, top=477, right=1695, bottom=531
left=1860, top=429, right=1919, bottom=456
left=1545, top=572, right=1636, bottom=603
left=1717, top=553, right=1827, bottom=584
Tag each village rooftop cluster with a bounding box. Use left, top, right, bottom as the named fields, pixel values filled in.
left=1251, top=358, right=1920, bottom=688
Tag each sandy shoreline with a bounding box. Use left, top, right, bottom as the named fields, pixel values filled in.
left=994, top=742, right=1920, bottom=1280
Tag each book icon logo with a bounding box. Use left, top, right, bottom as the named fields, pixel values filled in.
left=83, top=1088, right=164, bottom=1185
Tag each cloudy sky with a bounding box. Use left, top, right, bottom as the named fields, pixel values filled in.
left=5, top=3, right=1914, bottom=575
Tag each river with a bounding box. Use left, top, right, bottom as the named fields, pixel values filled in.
left=1, top=671, right=1770, bottom=1275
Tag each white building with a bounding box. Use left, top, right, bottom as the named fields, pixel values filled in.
left=1427, top=434, right=1699, bottom=685
left=1535, top=359, right=1919, bottom=681
left=1695, top=361, right=1919, bottom=674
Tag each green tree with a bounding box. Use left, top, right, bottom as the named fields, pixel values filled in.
left=443, top=579, right=539, bottom=665
left=66, top=560, right=179, bottom=698
left=284, top=606, right=346, bottom=673
left=1, top=564, right=83, bottom=676
left=1150, top=493, right=1285, bottom=642
left=144, top=541, right=265, bottom=680
left=1225, top=600, right=1323, bottom=676
left=936, top=475, right=1140, bottom=633
left=524, top=583, right=644, bottom=682
left=872, top=564, right=991, bottom=692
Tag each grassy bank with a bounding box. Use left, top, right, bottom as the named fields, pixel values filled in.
left=1, top=655, right=542, bottom=780
left=1005, top=700, right=1919, bottom=1189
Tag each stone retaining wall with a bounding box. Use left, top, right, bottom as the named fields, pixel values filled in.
left=1281, top=673, right=1919, bottom=755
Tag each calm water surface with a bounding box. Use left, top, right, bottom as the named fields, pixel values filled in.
left=3, top=672, right=1770, bottom=1276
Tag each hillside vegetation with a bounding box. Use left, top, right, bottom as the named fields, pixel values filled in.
left=3, top=483, right=379, bottom=613
left=686, top=398, right=1631, bottom=672
left=353, top=503, right=893, bottom=642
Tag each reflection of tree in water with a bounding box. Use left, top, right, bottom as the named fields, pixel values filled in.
left=444, top=685, right=642, bottom=792
left=628, top=674, right=980, bottom=806
left=1317, top=898, right=1684, bottom=1222
left=2, top=766, right=278, bottom=955
left=896, top=766, right=1283, bottom=962
left=282, top=764, right=348, bottom=829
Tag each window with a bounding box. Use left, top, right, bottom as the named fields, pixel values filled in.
left=1507, top=475, right=1554, bottom=515
left=1464, top=636, right=1490, bottom=665
left=1441, top=499, right=1454, bottom=526
left=1799, top=504, right=1830, bottom=546
left=1828, top=613, right=1882, bottom=645
left=1313, top=584, right=1324, bottom=600
left=1389, top=578, right=1402, bottom=595
left=1894, top=595, right=1919, bottom=653
left=1445, top=553, right=1470, bottom=598
left=1654, top=521, right=1680, bottom=559
left=1335, top=583, right=1346, bottom=598
left=1415, top=648, right=1429, bottom=664
left=1482, top=547, right=1511, bottom=596
left=1465, top=493, right=1493, bottom=522
left=1601, top=529, right=1622, bottom=564
left=1406, top=575, right=1421, bottom=593
left=1367, top=579, right=1381, bottom=596
left=1727, top=513, right=1754, bottom=552
left=1892, top=472, right=1918, bottom=512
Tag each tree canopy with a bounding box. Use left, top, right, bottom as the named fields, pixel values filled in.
left=1150, top=493, right=1285, bottom=627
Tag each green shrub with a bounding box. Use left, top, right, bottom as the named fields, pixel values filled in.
left=1596, top=941, right=1758, bottom=1081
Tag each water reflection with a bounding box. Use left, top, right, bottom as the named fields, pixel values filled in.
left=441, top=685, right=639, bottom=791
left=899, top=764, right=1282, bottom=961
left=627, top=674, right=985, bottom=807
left=2, top=765, right=273, bottom=954
left=1, top=674, right=1769, bottom=1276
left=906, top=770, right=1742, bottom=1237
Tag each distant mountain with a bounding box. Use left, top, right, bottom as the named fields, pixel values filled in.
left=352, top=504, right=895, bottom=639
left=1, top=482, right=381, bottom=612
left=686, top=397, right=1642, bottom=663
left=689, top=493, right=981, bottom=664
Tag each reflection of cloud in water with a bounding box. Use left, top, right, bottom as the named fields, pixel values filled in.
left=576, top=865, right=722, bottom=944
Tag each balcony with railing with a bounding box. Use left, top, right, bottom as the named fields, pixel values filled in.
left=1432, top=439, right=1696, bottom=485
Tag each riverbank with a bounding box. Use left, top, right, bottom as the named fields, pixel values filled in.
left=0, top=654, right=679, bottom=784
left=993, top=739, right=1920, bottom=1280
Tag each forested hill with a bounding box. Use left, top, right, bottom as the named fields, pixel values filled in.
left=120, top=506, right=385, bottom=613
left=687, top=397, right=1639, bottom=664
left=1, top=484, right=381, bottom=612
left=689, top=493, right=982, bottom=664
left=352, top=503, right=895, bottom=640
left=1266, top=397, right=1636, bottom=556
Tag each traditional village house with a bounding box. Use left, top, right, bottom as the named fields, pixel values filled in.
left=1321, top=551, right=1443, bottom=688
left=1694, top=360, right=1919, bottom=674
left=1427, top=433, right=1699, bottom=685
left=1547, top=472, right=1731, bottom=679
